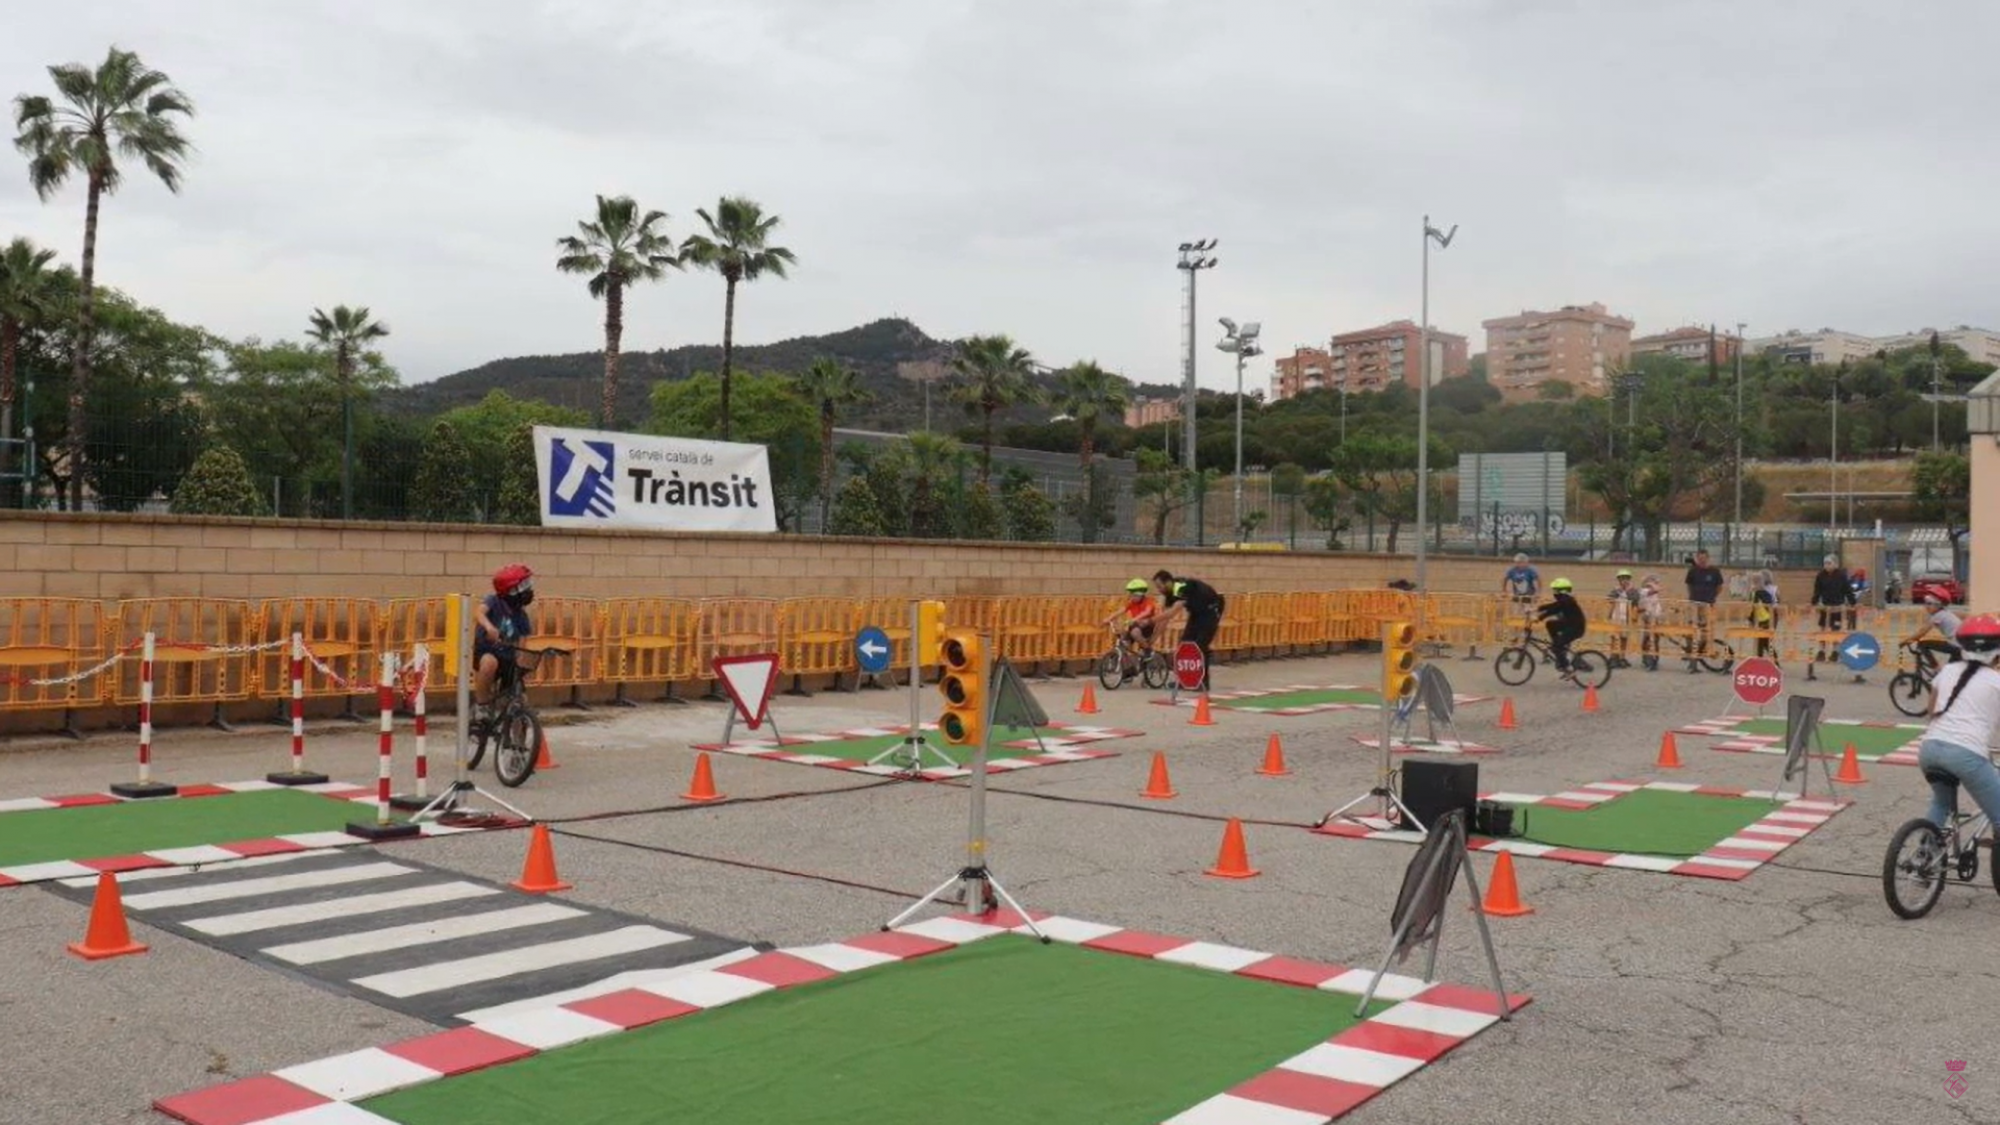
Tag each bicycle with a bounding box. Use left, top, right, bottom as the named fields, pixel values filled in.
left=1097, top=629, right=1169, bottom=691
left=464, top=644, right=570, bottom=788
left=1493, top=622, right=1611, bottom=690
left=1888, top=643, right=1949, bottom=719
left=1882, top=767, right=2000, bottom=919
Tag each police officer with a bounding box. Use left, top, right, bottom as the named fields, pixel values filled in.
left=1153, top=569, right=1225, bottom=692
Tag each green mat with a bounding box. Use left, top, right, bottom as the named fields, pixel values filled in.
left=1508, top=789, right=1774, bottom=858
left=363, top=936, right=1389, bottom=1125
left=1225, top=688, right=1381, bottom=711
left=0, top=789, right=377, bottom=868
left=1732, top=717, right=1917, bottom=758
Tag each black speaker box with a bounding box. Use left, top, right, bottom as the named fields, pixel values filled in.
left=1400, top=758, right=1479, bottom=832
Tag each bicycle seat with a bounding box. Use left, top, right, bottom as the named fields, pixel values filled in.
left=1922, top=767, right=1958, bottom=788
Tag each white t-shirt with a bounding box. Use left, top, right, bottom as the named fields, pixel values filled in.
left=1926, top=661, right=2000, bottom=753
left=1933, top=609, right=1963, bottom=640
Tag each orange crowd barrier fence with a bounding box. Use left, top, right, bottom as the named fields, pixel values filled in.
left=778, top=597, right=860, bottom=688
left=108, top=599, right=265, bottom=714
left=601, top=596, right=700, bottom=703
left=257, top=597, right=383, bottom=703
left=0, top=598, right=112, bottom=712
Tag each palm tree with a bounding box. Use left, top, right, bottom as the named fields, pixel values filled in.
left=949, top=334, right=1042, bottom=483
left=556, top=195, right=681, bottom=429
left=0, top=238, right=57, bottom=498
left=1053, top=361, right=1132, bottom=472
left=792, top=357, right=871, bottom=531
left=307, top=306, right=390, bottom=520
left=14, top=46, right=194, bottom=510
left=681, top=197, right=796, bottom=442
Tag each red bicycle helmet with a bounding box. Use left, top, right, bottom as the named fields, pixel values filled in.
left=1957, top=613, right=2000, bottom=662
left=493, top=563, right=533, bottom=598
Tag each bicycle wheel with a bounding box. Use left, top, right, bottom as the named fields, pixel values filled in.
left=1141, top=652, right=1171, bottom=691
left=1493, top=646, right=1536, bottom=686
left=1888, top=671, right=1932, bottom=718
left=465, top=715, right=491, bottom=770
left=1699, top=641, right=1735, bottom=674
left=494, top=709, right=541, bottom=789
left=1883, top=817, right=1947, bottom=920
left=1096, top=651, right=1128, bottom=691
left=1570, top=649, right=1612, bottom=689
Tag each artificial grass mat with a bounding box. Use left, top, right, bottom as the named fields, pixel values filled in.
left=1507, top=788, right=1773, bottom=858
left=362, top=935, right=1392, bottom=1125
left=1222, top=687, right=1382, bottom=710
left=1730, top=717, right=1917, bottom=757
left=0, top=789, right=373, bottom=868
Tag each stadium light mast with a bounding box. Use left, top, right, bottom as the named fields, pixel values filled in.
left=1415, top=216, right=1457, bottom=592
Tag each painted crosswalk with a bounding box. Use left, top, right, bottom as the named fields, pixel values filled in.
left=45, top=848, right=762, bottom=1027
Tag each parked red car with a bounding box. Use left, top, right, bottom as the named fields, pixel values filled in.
left=1910, top=573, right=1964, bottom=605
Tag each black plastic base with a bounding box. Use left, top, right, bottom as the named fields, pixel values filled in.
left=266, top=770, right=331, bottom=787
left=344, top=819, right=423, bottom=841
left=387, top=793, right=432, bottom=812
left=110, top=780, right=179, bottom=800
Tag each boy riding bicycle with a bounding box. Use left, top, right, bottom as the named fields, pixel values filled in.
left=1103, top=579, right=1160, bottom=653
left=475, top=563, right=536, bottom=723
left=1914, top=613, right=2000, bottom=833
left=1534, top=577, right=1587, bottom=680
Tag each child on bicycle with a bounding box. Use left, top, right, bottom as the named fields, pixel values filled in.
left=1903, top=593, right=1963, bottom=665
left=1104, top=578, right=1160, bottom=654
left=475, top=563, right=536, bottom=722
left=1534, top=577, right=1586, bottom=679
left=1915, top=613, right=2000, bottom=832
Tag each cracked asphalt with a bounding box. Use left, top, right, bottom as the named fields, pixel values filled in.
left=1, top=648, right=1994, bottom=1125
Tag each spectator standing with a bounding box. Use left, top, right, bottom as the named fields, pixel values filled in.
left=1684, top=550, right=1726, bottom=673
left=1809, top=555, right=1855, bottom=662
left=1501, top=554, right=1540, bottom=614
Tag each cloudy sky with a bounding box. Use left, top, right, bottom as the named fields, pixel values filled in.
left=4, top=0, right=1996, bottom=391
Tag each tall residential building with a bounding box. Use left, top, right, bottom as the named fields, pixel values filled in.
left=1271, top=348, right=1333, bottom=400
left=1743, top=329, right=1879, bottom=367
left=1631, top=325, right=1742, bottom=368
left=1871, top=326, right=2000, bottom=368
left=1481, top=302, right=1634, bottom=400
left=1123, top=396, right=1182, bottom=428
left=1326, top=320, right=1469, bottom=393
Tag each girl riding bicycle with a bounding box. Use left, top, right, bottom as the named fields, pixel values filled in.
left=1103, top=578, right=1160, bottom=653
left=1915, top=613, right=2000, bottom=833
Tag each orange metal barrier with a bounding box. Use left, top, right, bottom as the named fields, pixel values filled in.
left=1049, top=595, right=1117, bottom=668
left=109, top=599, right=264, bottom=710
left=0, top=598, right=112, bottom=711
left=524, top=596, right=605, bottom=694
left=257, top=598, right=382, bottom=702
left=990, top=596, right=1057, bottom=669
left=778, top=597, right=859, bottom=686
left=376, top=598, right=458, bottom=692
left=699, top=598, right=779, bottom=671
left=601, top=597, right=700, bottom=701
left=852, top=597, right=919, bottom=677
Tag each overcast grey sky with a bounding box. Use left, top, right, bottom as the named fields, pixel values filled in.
left=5, top=0, right=1996, bottom=391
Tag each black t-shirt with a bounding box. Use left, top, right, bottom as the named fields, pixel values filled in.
left=1685, top=565, right=1725, bottom=605
left=1166, top=578, right=1223, bottom=616
left=1536, top=593, right=1586, bottom=635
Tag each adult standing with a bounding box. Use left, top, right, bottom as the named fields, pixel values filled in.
left=1684, top=549, right=1725, bottom=672
left=1501, top=553, right=1540, bottom=616
left=1809, top=554, right=1855, bottom=662
left=1153, top=569, right=1225, bottom=692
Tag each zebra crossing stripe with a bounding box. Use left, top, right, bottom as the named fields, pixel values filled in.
left=351, top=925, right=695, bottom=999
left=121, top=862, right=418, bottom=911
left=266, top=903, right=586, bottom=966
left=189, top=882, right=504, bottom=938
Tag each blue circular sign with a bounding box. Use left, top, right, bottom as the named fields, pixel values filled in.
left=855, top=626, right=893, bottom=675
left=1837, top=632, right=1880, bottom=672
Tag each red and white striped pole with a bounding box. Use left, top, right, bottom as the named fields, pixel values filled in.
left=268, top=632, right=330, bottom=787
left=112, top=632, right=176, bottom=798
left=411, top=644, right=429, bottom=801
left=372, top=652, right=396, bottom=826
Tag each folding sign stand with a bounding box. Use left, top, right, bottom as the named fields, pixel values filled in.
left=1388, top=664, right=1462, bottom=749
left=1358, top=808, right=1511, bottom=1023
left=714, top=653, right=783, bottom=747
left=1318, top=664, right=1428, bottom=836
left=410, top=593, right=535, bottom=826
left=1780, top=694, right=1839, bottom=801
left=885, top=632, right=1052, bottom=944
left=869, top=601, right=959, bottom=773
left=990, top=657, right=1050, bottom=756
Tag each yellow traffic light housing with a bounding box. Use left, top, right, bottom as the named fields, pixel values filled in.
left=1381, top=620, right=1418, bottom=703
left=938, top=629, right=987, bottom=747
left=916, top=600, right=947, bottom=666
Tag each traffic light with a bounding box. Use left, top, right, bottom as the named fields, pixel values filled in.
left=916, top=600, right=946, bottom=666
left=937, top=629, right=987, bottom=747
left=1381, top=620, right=1418, bottom=703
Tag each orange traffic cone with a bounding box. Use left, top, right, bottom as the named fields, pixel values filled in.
left=1656, top=731, right=1683, bottom=769
left=1498, top=697, right=1518, bottom=731
left=510, top=823, right=574, bottom=894
left=1480, top=851, right=1533, bottom=917
left=1581, top=684, right=1600, bottom=713
left=534, top=730, right=559, bottom=770
left=681, top=752, right=725, bottom=803
left=1835, top=743, right=1868, bottom=785
left=67, top=871, right=148, bottom=961
left=1256, top=733, right=1291, bottom=777
left=1141, top=752, right=1178, bottom=799
left=1205, top=818, right=1260, bottom=879
left=1190, top=694, right=1215, bottom=726
left=1076, top=684, right=1099, bottom=715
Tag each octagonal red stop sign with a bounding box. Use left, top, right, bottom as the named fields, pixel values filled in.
left=1732, top=657, right=1784, bottom=706
left=1173, top=642, right=1207, bottom=690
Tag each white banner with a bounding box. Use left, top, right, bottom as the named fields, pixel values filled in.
left=532, top=426, right=777, bottom=534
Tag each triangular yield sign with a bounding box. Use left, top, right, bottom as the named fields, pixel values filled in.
left=713, top=653, right=779, bottom=730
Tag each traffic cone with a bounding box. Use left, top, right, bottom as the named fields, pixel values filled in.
left=1581, top=684, right=1600, bottom=713
left=1256, top=733, right=1291, bottom=777
left=1498, top=697, right=1518, bottom=731
left=66, top=872, right=148, bottom=961
left=1190, top=694, right=1215, bottom=726
left=1656, top=731, right=1683, bottom=769
left=1480, top=852, right=1534, bottom=917
left=681, top=752, right=725, bottom=803
left=1140, top=751, right=1178, bottom=799
left=1835, top=743, right=1868, bottom=785
left=534, top=730, right=558, bottom=770
left=510, top=824, right=573, bottom=894
left=1076, top=684, right=1099, bottom=715
left=1205, top=818, right=1260, bottom=879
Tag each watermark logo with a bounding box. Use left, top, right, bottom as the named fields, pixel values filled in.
left=548, top=437, right=616, bottom=518
left=1946, top=1060, right=1968, bottom=1100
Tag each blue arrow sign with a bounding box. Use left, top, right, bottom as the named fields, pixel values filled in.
left=855, top=626, right=892, bottom=675
left=1838, top=632, right=1880, bottom=672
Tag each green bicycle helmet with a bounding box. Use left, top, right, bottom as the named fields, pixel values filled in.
left=1125, top=578, right=1149, bottom=593
left=1551, top=577, right=1574, bottom=592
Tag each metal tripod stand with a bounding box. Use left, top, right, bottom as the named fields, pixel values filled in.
left=868, top=600, right=959, bottom=773
left=408, top=593, right=535, bottom=826
left=1317, top=683, right=1428, bottom=834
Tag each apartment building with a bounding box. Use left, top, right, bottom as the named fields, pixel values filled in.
left=1481, top=303, right=1634, bottom=400
left=1271, top=348, right=1333, bottom=400
left=1631, top=325, right=1741, bottom=368
left=1270, top=322, right=1469, bottom=402
left=1743, top=329, right=1879, bottom=367
left=1872, top=326, right=2000, bottom=367
left=1123, top=396, right=1181, bottom=428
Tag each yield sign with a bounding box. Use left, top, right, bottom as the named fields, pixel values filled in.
left=713, top=653, right=779, bottom=730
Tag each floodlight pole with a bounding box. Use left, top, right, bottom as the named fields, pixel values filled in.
left=1733, top=321, right=1746, bottom=563
left=1416, top=216, right=1456, bottom=594
left=1178, top=241, right=1217, bottom=541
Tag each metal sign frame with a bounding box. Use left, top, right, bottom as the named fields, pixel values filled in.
left=1357, top=808, right=1512, bottom=1022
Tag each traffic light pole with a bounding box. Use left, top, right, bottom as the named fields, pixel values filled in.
left=868, top=600, right=957, bottom=772
left=885, top=632, right=1053, bottom=943
left=1316, top=621, right=1428, bottom=834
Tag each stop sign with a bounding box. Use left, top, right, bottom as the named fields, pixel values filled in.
left=1173, top=642, right=1207, bottom=691
left=1733, top=657, right=1784, bottom=706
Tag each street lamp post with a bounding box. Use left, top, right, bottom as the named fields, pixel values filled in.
left=1415, top=216, right=1457, bottom=593
left=1733, top=321, right=1746, bottom=564
left=1216, top=319, right=1263, bottom=540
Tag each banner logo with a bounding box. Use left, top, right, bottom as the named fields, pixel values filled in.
left=547, top=437, right=617, bottom=519
left=533, top=426, right=776, bottom=534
